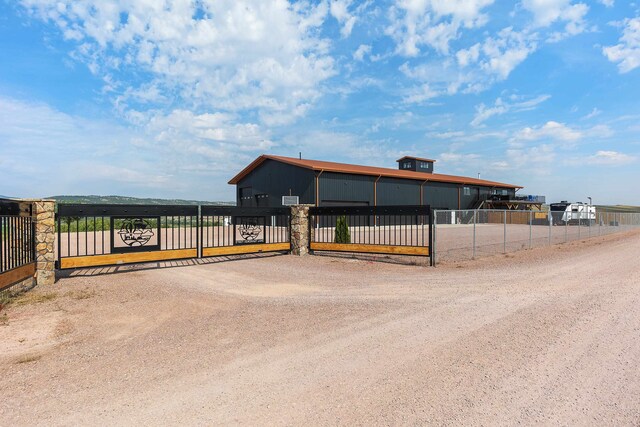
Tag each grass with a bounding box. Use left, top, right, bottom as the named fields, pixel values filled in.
left=12, top=292, right=59, bottom=306
left=64, top=289, right=96, bottom=300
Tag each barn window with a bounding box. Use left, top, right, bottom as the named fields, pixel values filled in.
left=463, top=187, right=470, bottom=196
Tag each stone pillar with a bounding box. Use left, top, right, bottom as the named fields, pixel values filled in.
left=290, top=204, right=313, bottom=256
left=32, top=200, right=56, bottom=285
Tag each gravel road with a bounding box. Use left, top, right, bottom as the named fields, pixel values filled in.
left=1, top=230, right=639, bottom=425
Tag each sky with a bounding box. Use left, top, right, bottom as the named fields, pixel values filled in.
left=1, top=0, right=639, bottom=204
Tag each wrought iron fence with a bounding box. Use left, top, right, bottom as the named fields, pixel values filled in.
left=200, top=206, right=290, bottom=256
left=309, top=205, right=432, bottom=261
left=433, top=209, right=640, bottom=264
left=57, top=204, right=199, bottom=269
left=0, top=199, right=35, bottom=292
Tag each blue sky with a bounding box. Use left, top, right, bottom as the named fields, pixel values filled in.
left=1, top=0, right=639, bottom=204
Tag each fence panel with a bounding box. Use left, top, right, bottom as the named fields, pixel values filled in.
left=0, top=199, right=35, bottom=291
left=433, top=209, right=640, bottom=264
left=200, top=206, right=290, bottom=256
left=310, top=205, right=432, bottom=262
left=57, top=204, right=199, bottom=269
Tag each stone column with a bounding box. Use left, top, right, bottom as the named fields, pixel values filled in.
left=290, top=204, right=313, bottom=256
left=32, top=200, right=56, bottom=285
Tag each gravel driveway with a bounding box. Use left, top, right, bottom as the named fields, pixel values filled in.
left=1, top=230, right=640, bottom=425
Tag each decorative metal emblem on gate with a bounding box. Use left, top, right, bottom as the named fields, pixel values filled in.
left=110, top=216, right=161, bottom=253
left=118, top=218, right=155, bottom=247
left=235, top=216, right=265, bottom=244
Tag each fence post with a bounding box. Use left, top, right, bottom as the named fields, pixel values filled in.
left=578, top=210, right=582, bottom=240
left=432, top=210, right=437, bottom=266
left=290, top=204, right=313, bottom=256
left=529, top=210, right=532, bottom=249
left=473, top=210, right=476, bottom=259
left=31, top=199, right=56, bottom=285
left=503, top=210, right=507, bottom=254
left=565, top=214, right=568, bottom=242
left=429, top=209, right=434, bottom=267
left=548, top=211, right=552, bottom=245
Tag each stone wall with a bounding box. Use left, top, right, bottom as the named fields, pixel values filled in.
left=290, top=205, right=313, bottom=256
left=33, top=200, right=56, bottom=285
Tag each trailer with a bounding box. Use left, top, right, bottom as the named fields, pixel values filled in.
left=549, top=201, right=596, bottom=225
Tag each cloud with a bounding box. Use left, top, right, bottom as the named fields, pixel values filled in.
left=479, top=27, right=538, bottom=79
left=385, top=0, right=495, bottom=57
left=0, top=95, right=269, bottom=198
left=603, top=17, right=640, bottom=73
left=581, top=107, right=602, bottom=120
left=353, top=44, right=372, bottom=61
left=522, top=0, right=589, bottom=41
left=586, top=150, right=636, bottom=165
left=471, top=94, right=550, bottom=126
left=20, top=0, right=337, bottom=126
left=597, top=0, right=614, bottom=7
left=402, top=84, right=439, bottom=104
left=510, top=121, right=583, bottom=146
left=330, top=0, right=357, bottom=37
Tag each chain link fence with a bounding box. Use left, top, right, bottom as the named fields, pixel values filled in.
left=432, top=209, right=640, bottom=264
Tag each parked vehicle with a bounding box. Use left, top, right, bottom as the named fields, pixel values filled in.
left=549, top=201, right=596, bottom=225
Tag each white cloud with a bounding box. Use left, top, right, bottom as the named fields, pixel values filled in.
left=471, top=94, right=550, bottom=126
left=522, top=0, right=589, bottom=40
left=598, top=0, right=614, bottom=6
left=511, top=121, right=583, bottom=144
left=603, top=17, right=640, bottom=73
left=586, top=150, right=636, bottom=165
left=581, top=107, right=602, bottom=120
left=20, top=0, right=336, bottom=126
left=480, top=27, right=538, bottom=79
left=0, top=95, right=271, bottom=198
left=386, top=0, right=495, bottom=57
left=330, top=0, right=357, bottom=37
left=353, top=44, right=372, bottom=61
left=402, top=83, right=439, bottom=104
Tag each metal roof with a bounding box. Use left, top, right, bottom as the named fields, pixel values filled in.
left=228, top=155, right=523, bottom=189
left=396, top=155, right=437, bottom=163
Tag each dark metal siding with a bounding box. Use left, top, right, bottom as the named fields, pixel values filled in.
left=460, top=185, right=478, bottom=210
left=376, top=177, right=420, bottom=205
left=423, top=182, right=460, bottom=210
left=318, top=172, right=375, bottom=206
left=235, top=159, right=315, bottom=207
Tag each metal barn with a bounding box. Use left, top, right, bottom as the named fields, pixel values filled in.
left=229, top=155, right=521, bottom=210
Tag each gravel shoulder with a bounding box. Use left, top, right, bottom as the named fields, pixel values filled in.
left=1, top=230, right=639, bottom=425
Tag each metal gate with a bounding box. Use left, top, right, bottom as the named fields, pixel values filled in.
left=200, top=206, right=290, bottom=257
left=57, top=204, right=199, bottom=269
left=57, top=204, right=291, bottom=269
left=309, top=205, right=432, bottom=264
left=1, top=199, right=35, bottom=290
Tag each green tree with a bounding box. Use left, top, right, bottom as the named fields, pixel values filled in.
left=334, top=215, right=351, bottom=244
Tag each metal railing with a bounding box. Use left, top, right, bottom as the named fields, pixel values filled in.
left=309, top=205, right=432, bottom=262
left=1, top=215, right=35, bottom=275
left=432, top=209, right=640, bottom=264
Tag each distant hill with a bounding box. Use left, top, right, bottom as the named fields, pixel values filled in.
left=596, top=205, right=640, bottom=213
left=49, top=195, right=235, bottom=206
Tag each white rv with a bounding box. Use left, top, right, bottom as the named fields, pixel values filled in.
left=549, top=201, right=596, bottom=225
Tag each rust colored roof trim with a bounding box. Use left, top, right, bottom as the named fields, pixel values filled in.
left=229, top=154, right=523, bottom=189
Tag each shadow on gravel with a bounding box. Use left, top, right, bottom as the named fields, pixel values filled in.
left=57, top=252, right=288, bottom=278
left=311, top=251, right=431, bottom=267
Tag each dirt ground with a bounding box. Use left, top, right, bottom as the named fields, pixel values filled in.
left=2, top=230, right=640, bottom=425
